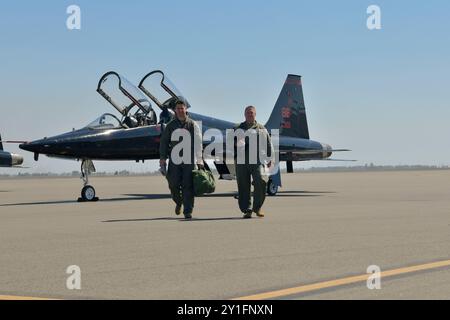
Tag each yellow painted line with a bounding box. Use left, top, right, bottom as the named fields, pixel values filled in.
left=234, top=259, right=450, bottom=300
left=0, top=295, right=57, bottom=300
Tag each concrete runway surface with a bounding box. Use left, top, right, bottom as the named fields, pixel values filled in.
left=0, top=170, right=449, bottom=300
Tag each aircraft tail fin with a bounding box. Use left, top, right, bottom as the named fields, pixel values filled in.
left=265, top=74, right=310, bottom=139
left=0, top=134, right=3, bottom=151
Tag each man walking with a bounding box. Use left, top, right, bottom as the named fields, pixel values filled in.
left=159, top=100, right=203, bottom=219
left=234, top=106, right=274, bottom=219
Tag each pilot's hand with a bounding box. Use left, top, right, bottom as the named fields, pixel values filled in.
left=197, top=161, right=205, bottom=170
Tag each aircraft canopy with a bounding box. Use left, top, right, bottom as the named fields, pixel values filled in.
left=138, top=70, right=191, bottom=110
left=85, top=113, right=123, bottom=129
left=97, top=72, right=153, bottom=116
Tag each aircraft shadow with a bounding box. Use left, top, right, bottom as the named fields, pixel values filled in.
left=0, top=199, right=76, bottom=207
left=273, top=190, right=335, bottom=197
left=201, top=191, right=332, bottom=198
left=0, top=194, right=172, bottom=207
left=122, top=192, right=326, bottom=199
left=0, top=191, right=333, bottom=207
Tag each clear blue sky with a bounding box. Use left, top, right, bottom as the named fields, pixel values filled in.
left=1, top=1, right=449, bottom=173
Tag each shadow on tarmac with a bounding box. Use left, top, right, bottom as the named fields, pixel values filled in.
left=0, top=190, right=333, bottom=207
left=102, top=216, right=247, bottom=223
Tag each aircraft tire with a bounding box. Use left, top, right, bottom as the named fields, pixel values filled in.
left=81, top=185, right=96, bottom=201
left=267, top=179, right=278, bottom=196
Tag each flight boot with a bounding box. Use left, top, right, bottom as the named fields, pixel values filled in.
left=175, top=204, right=182, bottom=216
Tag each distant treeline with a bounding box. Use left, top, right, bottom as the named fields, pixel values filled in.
left=1, top=164, right=449, bottom=178
left=0, top=170, right=161, bottom=178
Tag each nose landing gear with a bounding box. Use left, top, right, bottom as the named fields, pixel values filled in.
left=77, top=159, right=99, bottom=202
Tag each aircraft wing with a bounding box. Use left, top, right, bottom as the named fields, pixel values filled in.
left=299, top=158, right=357, bottom=162
left=279, top=149, right=351, bottom=155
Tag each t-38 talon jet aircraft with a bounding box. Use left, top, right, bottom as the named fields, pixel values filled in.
left=0, top=134, right=24, bottom=167
left=19, top=70, right=351, bottom=201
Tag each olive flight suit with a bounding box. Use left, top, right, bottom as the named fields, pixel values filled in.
left=160, top=116, right=202, bottom=215
left=234, top=121, right=273, bottom=214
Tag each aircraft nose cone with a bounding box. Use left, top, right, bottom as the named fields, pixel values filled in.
left=20, top=141, right=43, bottom=153
left=20, top=138, right=56, bottom=154
left=19, top=142, right=31, bottom=152
left=20, top=138, right=62, bottom=161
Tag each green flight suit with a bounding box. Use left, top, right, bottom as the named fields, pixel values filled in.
left=160, top=116, right=202, bottom=214
left=234, top=121, right=273, bottom=213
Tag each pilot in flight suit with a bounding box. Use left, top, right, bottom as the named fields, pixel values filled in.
left=159, top=100, right=203, bottom=219
left=234, top=106, right=274, bottom=219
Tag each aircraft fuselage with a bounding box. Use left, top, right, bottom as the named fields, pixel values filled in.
left=19, top=112, right=329, bottom=161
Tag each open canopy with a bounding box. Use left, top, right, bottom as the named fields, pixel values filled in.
left=138, top=70, right=191, bottom=110
left=97, top=71, right=153, bottom=116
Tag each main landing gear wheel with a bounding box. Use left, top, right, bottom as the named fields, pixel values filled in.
left=267, top=179, right=278, bottom=196
left=77, top=159, right=99, bottom=202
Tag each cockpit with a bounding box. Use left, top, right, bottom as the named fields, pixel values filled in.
left=94, top=70, right=191, bottom=130
left=85, top=113, right=123, bottom=129
left=96, top=71, right=158, bottom=129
